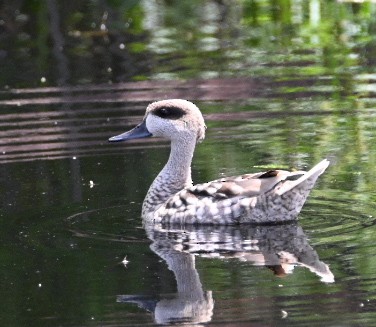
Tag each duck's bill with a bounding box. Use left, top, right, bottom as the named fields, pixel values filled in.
left=109, top=120, right=152, bottom=142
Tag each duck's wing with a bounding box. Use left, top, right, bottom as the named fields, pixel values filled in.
left=163, top=170, right=302, bottom=211
left=165, top=159, right=329, bottom=208
left=191, top=170, right=305, bottom=199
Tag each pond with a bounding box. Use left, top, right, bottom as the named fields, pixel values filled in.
left=1, top=1, right=376, bottom=326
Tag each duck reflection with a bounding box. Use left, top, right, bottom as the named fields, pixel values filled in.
left=117, top=222, right=334, bottom=325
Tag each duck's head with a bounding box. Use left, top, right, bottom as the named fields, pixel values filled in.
left=109, top=99, right=206, bottom=143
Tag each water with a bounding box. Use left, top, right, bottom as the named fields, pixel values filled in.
left=2, top=1, right=376, bottom=326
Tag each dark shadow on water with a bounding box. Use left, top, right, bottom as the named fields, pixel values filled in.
left=117, top=222, right=334, bottom=325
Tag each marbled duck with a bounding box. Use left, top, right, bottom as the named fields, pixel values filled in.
left=109, top=99, right=329, bottom=225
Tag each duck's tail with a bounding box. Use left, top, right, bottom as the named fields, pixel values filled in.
left=239, top=159, right=330, bottom=223
left=276, top=159, right=330, bottom=196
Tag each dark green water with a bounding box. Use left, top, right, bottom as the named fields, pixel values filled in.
left=2, top=1, right=376, bottom=326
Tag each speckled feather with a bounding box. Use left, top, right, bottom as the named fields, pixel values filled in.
left=109, top=99, right=330, bottom=225
left=144, top=163, right=328, bottom=225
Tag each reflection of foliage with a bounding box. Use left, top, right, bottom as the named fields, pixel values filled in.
left=1, top=0, right=376, bottom=86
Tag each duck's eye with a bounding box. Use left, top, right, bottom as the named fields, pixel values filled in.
left=159, top=108, right=169, bottom=116
left=154, top=106, right=186, bottom=120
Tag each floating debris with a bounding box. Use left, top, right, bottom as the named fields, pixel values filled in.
left=122, top=256, right=129, bottom=267
left=281, top=310, right=288, bottom=319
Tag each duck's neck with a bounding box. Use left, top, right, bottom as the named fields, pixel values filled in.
left=142, top=137, right=196, bottom=215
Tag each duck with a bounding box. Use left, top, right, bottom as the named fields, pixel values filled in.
left=109, top=99, right=329, bottom=225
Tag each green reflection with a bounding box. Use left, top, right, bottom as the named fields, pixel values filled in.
left=1, top=0, right=376, bottom=87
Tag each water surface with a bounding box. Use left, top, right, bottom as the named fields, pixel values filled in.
left=2, top=1, right=376, bottom=326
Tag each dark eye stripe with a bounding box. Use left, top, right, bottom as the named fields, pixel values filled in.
left=153, top=106, right=186, bottom=120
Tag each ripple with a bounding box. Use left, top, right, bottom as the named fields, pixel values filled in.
left=65, top=205, right=147, bottom=243
left=300, top=192, right=376, bottom=247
